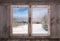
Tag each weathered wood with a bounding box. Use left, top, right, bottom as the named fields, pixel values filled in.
left=0, top=5, right=9, bottom=38
left=57, top=5, right=60, bottom=38
left=0, top=0, right=57, bottom=3
left=0, top=1, right=60, bottom=40
left=50, top=4, right=58, bottom=38
left=0, top=38, right=59, bottom=41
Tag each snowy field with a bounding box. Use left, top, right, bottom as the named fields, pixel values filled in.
left=32, top=24, right=48, bottom=34
left=12, top=24, right=48, bottom=34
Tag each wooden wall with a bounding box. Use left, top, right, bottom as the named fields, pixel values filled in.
left=0, top=2, right=60, bottom=41
left=0, top=0, right=57, bottom=3
left=0, top=38, right=60, bottom=41
left=0, top=5, right=9, bottom=38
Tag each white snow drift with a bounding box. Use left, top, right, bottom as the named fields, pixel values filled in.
left=12, top=24, right=48, bottom=34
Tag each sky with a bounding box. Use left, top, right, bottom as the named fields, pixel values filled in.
left=13, top=8, right=28, bottom=18
left=13, top=7, right=48, bottom=22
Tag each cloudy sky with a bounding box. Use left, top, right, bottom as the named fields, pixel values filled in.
left=13, top=7, right=48, bottom=22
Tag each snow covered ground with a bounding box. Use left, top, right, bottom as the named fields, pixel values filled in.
left=12, top=24, right=48, bottom=34
left=12, top=24, right=28, bottom=34
left=32, top=24, right=48, bottom=34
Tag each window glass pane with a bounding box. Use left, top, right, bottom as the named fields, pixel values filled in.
left=32, top=8, right=48, bottom=34
left=12, top=8, right=28, bottom=34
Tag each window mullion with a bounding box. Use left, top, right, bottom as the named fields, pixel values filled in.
left=28, top=6, right=31, bottom=36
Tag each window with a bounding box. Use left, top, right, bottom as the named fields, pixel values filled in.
left=31, top=5, right=50, bottom=36
left=10, top=5, right=50, bottom=36
left=10, top=5, right=29, bottom=36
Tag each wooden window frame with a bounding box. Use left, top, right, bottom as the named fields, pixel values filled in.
left=31, top=5, right=51, bottom=36
left=10, top=5, right=29, bottom=36
left=10, top=5, right=51, bottom=36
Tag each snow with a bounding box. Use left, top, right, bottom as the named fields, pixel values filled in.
left=32, top=24, right=48, bottom=34
left=12, top=24, right=28, bottom=34
left=12, top=24, right=48, bottom=34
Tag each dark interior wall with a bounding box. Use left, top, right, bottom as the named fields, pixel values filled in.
left=0, top=1, right=60, bottom=41
left=0, top=0, right=58, bottom=3
left=56, top=5, right=60, bottom=38
left=0, top=6, right=4, bottom=38
left=0, top=5, right=9, bottom=38
left=0, top=3, right=60, bottom=38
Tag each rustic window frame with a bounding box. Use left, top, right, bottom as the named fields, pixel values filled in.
left=10, top=5, right=51, bottom=36
left=10, top=5, right=29, bottom=36
left=31, top=5, right=51, bottom=36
